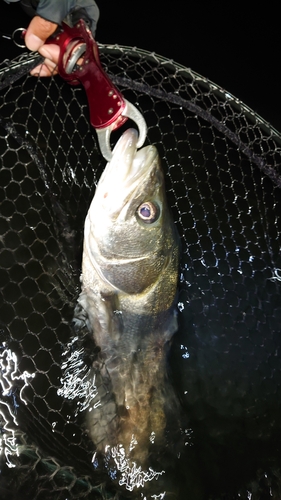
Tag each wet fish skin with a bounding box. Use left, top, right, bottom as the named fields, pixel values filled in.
left=78, top=128, right=180, bottom=463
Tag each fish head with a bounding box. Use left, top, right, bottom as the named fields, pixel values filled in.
left=83, top=128, right=179, bottom=296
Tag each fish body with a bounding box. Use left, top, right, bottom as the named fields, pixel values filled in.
left=78, top=129, right=179, bottom=464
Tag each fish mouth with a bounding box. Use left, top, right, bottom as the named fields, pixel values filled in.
left=94, top=129, right=158, bottom=216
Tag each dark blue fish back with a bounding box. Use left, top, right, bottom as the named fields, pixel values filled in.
left=1, top=48, right=281, bottom=499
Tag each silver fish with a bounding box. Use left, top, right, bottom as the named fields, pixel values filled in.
left=78, top=128, right=180, bottom=466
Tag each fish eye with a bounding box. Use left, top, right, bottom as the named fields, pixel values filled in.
left=137, top=202, right=159, bottom=224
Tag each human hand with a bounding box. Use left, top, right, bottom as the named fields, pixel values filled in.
left=25, top=15, right=59, bottom=76
left=24, top=0, right=99, bottom=76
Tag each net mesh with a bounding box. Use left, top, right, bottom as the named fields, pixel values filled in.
left=1, top=46, right=281, bottom=499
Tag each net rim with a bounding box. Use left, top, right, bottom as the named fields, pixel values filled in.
left=97, top=43, right=281, bottom=144
left=1, top=44, right=281, bottom=145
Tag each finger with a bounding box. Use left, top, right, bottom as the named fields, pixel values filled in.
left=28, top=40, right=60, bottom=78
left=38, top=43, right=60, bottom=64
left=30, top=51, right=59, bottom=77
left=30, top=61, right=58, bottom=77
left=25, top=15, right=58, bottom=52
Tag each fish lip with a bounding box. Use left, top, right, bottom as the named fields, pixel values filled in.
left=104, top=128, right=157, bottom=185
left=93, top=129, right=158, bottom=217
left=127, top=142, right=158, bottom=185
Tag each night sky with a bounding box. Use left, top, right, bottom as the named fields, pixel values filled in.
left=0, top=1, right=280, bottom=132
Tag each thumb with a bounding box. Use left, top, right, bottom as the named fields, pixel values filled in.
left=25, top=15, right=58, bottom=51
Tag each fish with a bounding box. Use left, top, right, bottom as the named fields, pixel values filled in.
left=78, top=128, right=180, bottom=471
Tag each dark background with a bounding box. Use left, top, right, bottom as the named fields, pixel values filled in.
left=0, top=1, right=280, bottom=132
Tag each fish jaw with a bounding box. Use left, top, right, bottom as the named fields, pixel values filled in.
left=89, top=128, right=159, bottom=219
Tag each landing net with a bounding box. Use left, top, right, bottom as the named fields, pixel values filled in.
left=1, top=46, right=281, bottom=499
